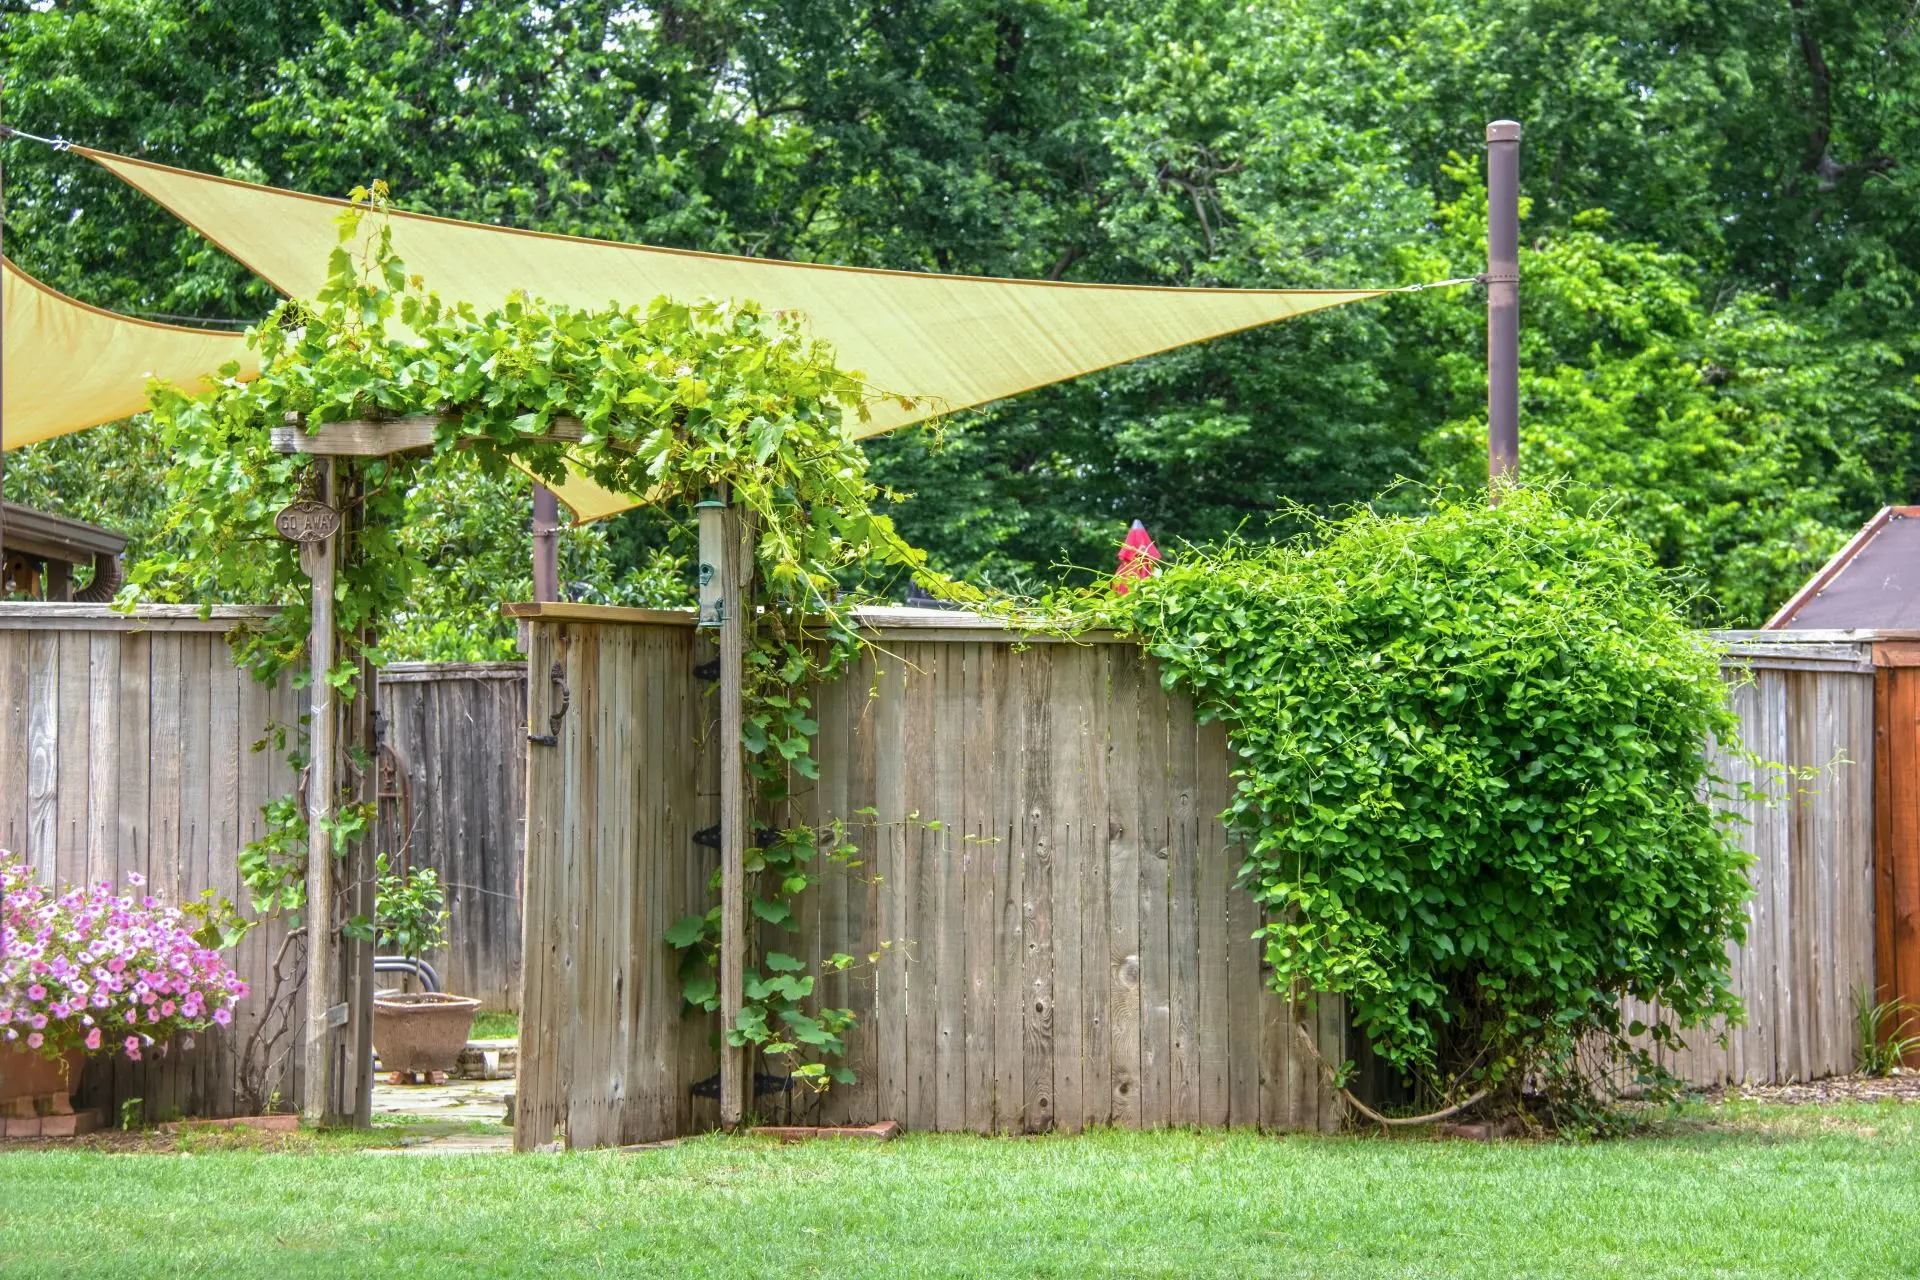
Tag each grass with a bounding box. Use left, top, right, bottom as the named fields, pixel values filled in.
left=468, top=1009, right=519, bottom=1040
left=3, top=1103, right=1918, bottom=1277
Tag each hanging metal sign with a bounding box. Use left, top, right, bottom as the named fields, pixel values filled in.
left=274, top=500, right=341, bottom=544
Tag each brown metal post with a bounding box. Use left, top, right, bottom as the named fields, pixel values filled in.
left=532, top=484, right=560, bottom=602
left=1486, top=120, right=1522, bottom=500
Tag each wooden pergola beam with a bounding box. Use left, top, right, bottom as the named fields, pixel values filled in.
left=270, top=414, right=588, bottom=457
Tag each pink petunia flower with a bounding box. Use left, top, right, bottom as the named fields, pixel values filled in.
left=26, top=1032, right=42, bottom=1049
left=84, top=1027, right=101, bottom=1051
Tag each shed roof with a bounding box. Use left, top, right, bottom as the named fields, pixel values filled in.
left=1766, top=507, right=1920, bottom=630
left=2, top=499, right=129, bottom=565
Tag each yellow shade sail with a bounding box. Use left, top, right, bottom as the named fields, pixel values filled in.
left=3, top=256, right=258, bottom=450
left=81, top=147, right=1384, bottom=521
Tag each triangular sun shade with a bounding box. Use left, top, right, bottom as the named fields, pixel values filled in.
left=79, top=148, right=1384, bottom=521
left=3, top=256, right=257, bottom=449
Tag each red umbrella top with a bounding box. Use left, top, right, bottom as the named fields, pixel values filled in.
left=1112, top=520, right=1161, bottom=595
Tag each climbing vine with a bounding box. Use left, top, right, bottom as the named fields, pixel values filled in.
left=129, top=185, right=963, bottom=1091
left=1099, top=488, right=1754, bottom=1123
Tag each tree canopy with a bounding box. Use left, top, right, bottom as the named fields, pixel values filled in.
left=4, top=0, right=1916, bottom=633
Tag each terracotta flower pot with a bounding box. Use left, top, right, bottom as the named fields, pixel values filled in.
left=372, top=992, right=480, bottom=1075
left=0, top=1046, right=84, bottom=1118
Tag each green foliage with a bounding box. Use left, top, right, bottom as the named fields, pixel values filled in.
left=373, top=856, right=450, bottom=961
left=9, top=0, right=1919, bottom=622
left=1854, top=988, right=1920, bottom=1078
left=384, top=455, right=692, bottom=663
left=1115, top=487, right=1752, bottom=1104
left=1424, top=210, right=1917, bottom=627
left=237, top=794, right=310, bottom=919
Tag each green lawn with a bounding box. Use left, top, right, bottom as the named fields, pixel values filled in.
left=2, top=1104, right=1916, bottom=1277
left=468, top=1009, right=519, bottom=1040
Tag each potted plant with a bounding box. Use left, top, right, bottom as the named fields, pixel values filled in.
left=370, top=856, right=475, bottom=1083
left=1, top=855, right=248, bottom=1130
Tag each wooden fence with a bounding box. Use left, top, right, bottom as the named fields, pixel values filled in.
left=0, top=604, right=304, bottom=1120
left=1627, top=636, right=1876, bottom=1084
left=1869, top=636, right=1920, bottom=1064
left=0, top=603, right=1883, bottom=1130
left=0, top=605, right=527, bottom=1120
left=514, top=606, right=1346, bottom=1151
left=378, top=662, right=526, bottom=1012
left=513, top=609, right=1878, bottom=1151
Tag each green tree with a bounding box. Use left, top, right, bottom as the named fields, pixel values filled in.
left=6, top=0, right=1918, bottom=621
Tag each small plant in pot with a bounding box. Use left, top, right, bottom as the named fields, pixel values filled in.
left=1, top=855, right=248, bottom=1129
left=371, top=856, right=475, bottom=1084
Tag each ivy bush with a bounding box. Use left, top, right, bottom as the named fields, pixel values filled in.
left=1118, top=488, right=1752, bottom=1113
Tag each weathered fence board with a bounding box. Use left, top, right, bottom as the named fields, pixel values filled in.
left=512, top=615, right=716, bottom=1150
left=1621, top=642, right=1878, bottom=1084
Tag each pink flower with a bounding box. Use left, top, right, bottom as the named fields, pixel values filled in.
left=84, top=1027, right=101, bottom=1051
left=25, top=984, right=44, bottom=1002
left=126, top=872, right=145, bottom=887
left=212, top=1007, right=232, bottom=1027
left=25, top=1032, right=42, bottom=1049
left=123, top=1036, right=141, bottom=1061
left=160, top=1000, right=176, bottom=1017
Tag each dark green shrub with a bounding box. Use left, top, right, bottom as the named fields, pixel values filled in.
left=1124, top=487, right=1751, bottom=1110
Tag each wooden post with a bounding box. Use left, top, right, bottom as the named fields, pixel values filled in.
left=301, top=458, right=339, bottom=1124
left=717, top=498, right=754, bottom=1127
left=1486, top=120, right=1522, bottom=499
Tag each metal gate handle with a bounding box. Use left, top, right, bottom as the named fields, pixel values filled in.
left=528, top=661, right=570, bottom=747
